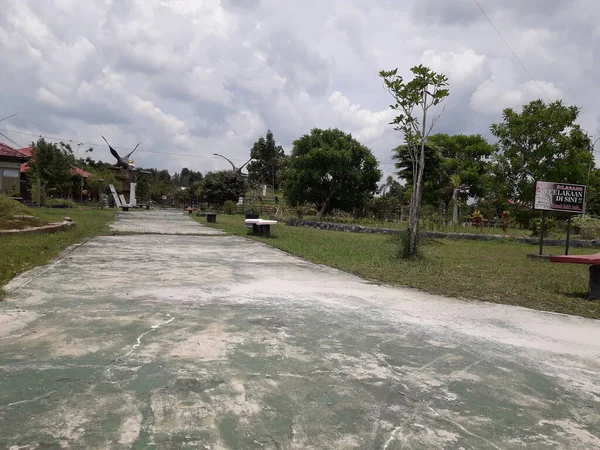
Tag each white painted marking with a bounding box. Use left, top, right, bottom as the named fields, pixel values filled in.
left=0, top=390, right=57, bottom=410
left=382, top=425, right=402, bottom=450
left=121, top=314, right=175, bottom=359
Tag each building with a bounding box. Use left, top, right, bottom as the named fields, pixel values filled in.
left=0, top=143, right=30, bottom=197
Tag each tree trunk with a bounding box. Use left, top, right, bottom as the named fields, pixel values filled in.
left=404, top=90, right=428, bottom=258
left=451, top=188, right=459, bottom=225
left=316, top=194, right=332, bottom=220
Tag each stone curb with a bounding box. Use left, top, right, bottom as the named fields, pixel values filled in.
left=0, top=221, right=76, bottom=237
left=275, top=218, right=600, bottom=249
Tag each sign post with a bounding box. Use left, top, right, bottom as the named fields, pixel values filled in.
left=533, top=181, right=586, bottom=255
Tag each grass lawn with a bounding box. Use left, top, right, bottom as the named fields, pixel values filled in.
left=0, top=207, right=116, bottom=297
left=199, top=213, right=600, bottom=319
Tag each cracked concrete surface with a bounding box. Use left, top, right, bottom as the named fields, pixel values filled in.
left=1, top=210, right=599, bottom=449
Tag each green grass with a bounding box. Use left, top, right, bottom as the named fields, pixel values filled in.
left=0, top=207, right=116, bottom=297
left=0, top=195, right=49, bottom=230
left=200, top=214, right=600, bottom=319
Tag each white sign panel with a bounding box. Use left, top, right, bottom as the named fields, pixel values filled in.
left=119, top=194, right=128, bottom=206
left=109, top=184, right=121, bottom=207
left=534, top=181, right=586, bottom=214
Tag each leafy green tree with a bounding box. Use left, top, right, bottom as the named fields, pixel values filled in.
left=283, top=128, right=381, bottom=219
left=28, top=138, right=76, bottom=196
left=393, top=133, right=494, bottom=223
left=178, top=168, right=203, bottom=187
left=247, top=130, right=287, bottom=190
left=87, top=168, right=119, bottom=200
left=200, top=170, right=247, bottom=204
left=491, top=99, right=593, bottom=203
left=380, top=65, right=450, bottom=257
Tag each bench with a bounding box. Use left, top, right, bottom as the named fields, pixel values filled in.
left=549, top=253, right=600, bottom=299
left=205, top=212, right=218, bottom=223
left=245, top=219, right=278, bottom=237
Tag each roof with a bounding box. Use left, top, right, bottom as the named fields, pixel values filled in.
left=0, top=143, right=30, bottom=160
left=18, top=146, right=90, bottom=178
left=71, top=166, right=91, bottom=178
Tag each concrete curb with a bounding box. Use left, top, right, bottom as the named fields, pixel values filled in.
left=0, top=220, right=75, bottom=237
left=275, top=218, right=600, bottom=249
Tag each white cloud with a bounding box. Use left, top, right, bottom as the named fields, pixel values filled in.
left=471, top=79, right=563, bottom=114
left=1, top=0, right=599, bottom=176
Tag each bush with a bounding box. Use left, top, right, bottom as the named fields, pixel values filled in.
left=222, top=200, right=237, bottom=214
left=529, top=217, right=555, bottom=237
left=45, top=198, right=77, bottom=208
left=573, top=215, right=600, bottom=239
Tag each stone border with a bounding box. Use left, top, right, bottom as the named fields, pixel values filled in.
left=276, top=218, right=600, bottom=249
left=0, top=221, right=75, bottom=237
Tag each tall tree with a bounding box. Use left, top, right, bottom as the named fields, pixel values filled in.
left=247, top=130, right=287, bottom=190
left=283, top=128, right=381, bottom=219
left=28, top=138, right=76, bottom=195
left=380, top=65, right=450, bottom=257
left=491, top=99, right=593, bottom=203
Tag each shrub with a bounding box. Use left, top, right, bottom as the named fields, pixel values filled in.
left=529, top=217, right=555, bottom=237
left=45, top=198, right=77, bottom=208
left=573, top=215, right=600, bottom=239
left=222, top=200, right=237, bottom=214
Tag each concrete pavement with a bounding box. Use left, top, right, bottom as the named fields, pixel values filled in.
left=1, top=210, right=599, bottom=449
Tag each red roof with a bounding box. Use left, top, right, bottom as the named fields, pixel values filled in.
left=17, top=146, right=90, bottom=178
left=0, top=143, right=29, bottom=160
left=71, top=166, right=91, bottom=178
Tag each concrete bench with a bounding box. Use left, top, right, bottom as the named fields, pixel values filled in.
left=205, top=212, right=218, bottom=223
left=245, top=219, right=278, bottom=237
left=549, top=253, right=600, bottom=299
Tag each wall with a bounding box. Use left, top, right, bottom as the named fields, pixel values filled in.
left=0, top=159, right=21, bottom=195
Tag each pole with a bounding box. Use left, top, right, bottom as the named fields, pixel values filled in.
left=565, top=215, right=572, bottom=255
left=538, top=210, right=546, bottom=256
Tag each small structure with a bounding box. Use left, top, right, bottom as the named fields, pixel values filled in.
left=0, top=144, right=29, bottom=196
left=549, top=253, right=600, bottom=299
left=245, top=218, right=278, bottom=237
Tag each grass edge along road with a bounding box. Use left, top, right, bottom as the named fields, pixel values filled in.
left=0, top=208, right=116, bottom=298
left=197, top=213, right=600, bottom=319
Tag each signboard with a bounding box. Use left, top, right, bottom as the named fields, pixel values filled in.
left=119, top=194, right=128, bottom=207
left=534, top=181, right=586, bottom=214
left=129, top=182, right=137, bottom=207
left=109, top=184, right=121, bottom=207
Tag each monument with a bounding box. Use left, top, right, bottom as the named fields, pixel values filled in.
left=102, top=136, right=147, bottom=207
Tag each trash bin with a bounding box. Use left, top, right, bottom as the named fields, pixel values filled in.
left=245, top=211, right=259, bottom=219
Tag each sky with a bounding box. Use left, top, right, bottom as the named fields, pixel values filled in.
left=1, top=0, right=599, bottom=178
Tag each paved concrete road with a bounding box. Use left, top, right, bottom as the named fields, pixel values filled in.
left=1, top=211, right=599, bottom=449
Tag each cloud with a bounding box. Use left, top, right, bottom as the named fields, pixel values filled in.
left=1, top=0, right=599, bottom=178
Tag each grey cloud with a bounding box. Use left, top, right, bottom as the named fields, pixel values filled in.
left=1, top=0, right=599, bottom=177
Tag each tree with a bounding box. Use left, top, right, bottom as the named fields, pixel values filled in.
left=87, top=168, right=119, bottom=200
left=283, top=128, right=381, bottom=219
left=28, top=138, right=76, bottom=196
left=393, top=133, right=494, bottom=223
left=247, top=130, right=287, bottom=190
left=491, top=99, right=593, bottom=204
left=380, top=65, right=450, bottom=257
left=200, top=170, right=247, bottom=204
